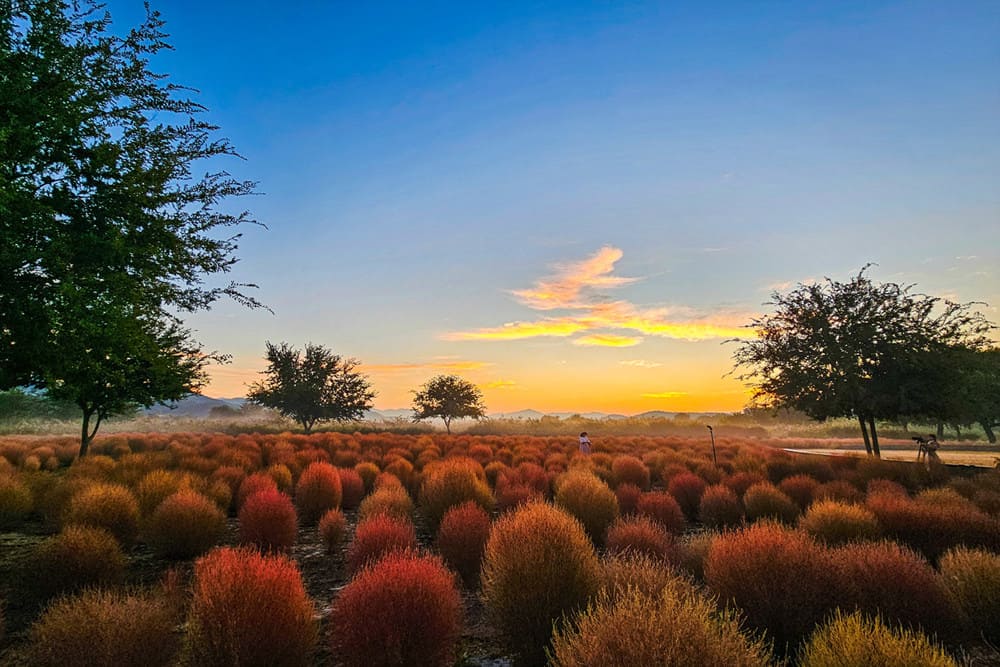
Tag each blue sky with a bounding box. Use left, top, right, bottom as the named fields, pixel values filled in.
left=105, top=0, right=999, bottom=410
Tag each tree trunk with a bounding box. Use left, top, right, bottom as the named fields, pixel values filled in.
left=858, top=415, right=872, bottom=456
left=302, top=420, right=313, bottom=435
left=936, top=421, right=945, bottom=439
left=443, top=417, right=451, bottom=434
left=868, top=415, right=881, bottom=458
left=954, top=424, right=961, bottom=439
left=980, top=420, right=996, bottom=444
left=78, top=407, right=102, bottom=458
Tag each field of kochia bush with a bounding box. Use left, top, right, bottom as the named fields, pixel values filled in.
left=0, top=431, right=998, bottom=666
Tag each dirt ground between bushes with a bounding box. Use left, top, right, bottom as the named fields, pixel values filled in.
left=0, top=507, right=513, bottom=667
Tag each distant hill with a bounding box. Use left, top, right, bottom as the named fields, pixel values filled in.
left=145, top=395, right=244, bottom=418
left=145, top=397, right=724, bottom=422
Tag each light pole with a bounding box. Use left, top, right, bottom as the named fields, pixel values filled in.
left=706, top=424, right=718, bottom=467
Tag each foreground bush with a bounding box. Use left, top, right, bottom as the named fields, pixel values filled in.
left=347, top=515, right=418, bottom=574
left=33, top=526, right=125, bottom=598
left=295, top=462, right=342, bottom=524
left=939, top=546, right=1000, bottom=643
left=550, top=585, right=772, bottom=667
left=799, top=499, right=880, bottom=546
left=0, top=474, right=32, bottom=528
left=145, top=489, right=226, bottom=559
left=705, top=521, right=834, bottom=651
left=605, top=515, right=676, bottom=562
left=186, top=547, right=317, bottom=667
left=799, top=611, right=957, bottom=667
left=63, top=482, right=140, bottom=545
left=436, top=501, right=491, bottom=586
left=30, top=589, right=178, bottom=667
left=330, top=551, right=462, bottom=667
left=830, top=540, right=963, bottom=638
left=555, top=470, right=619, bottom=544
left=482, top=502, right=600, bottom=665
left=419, top=458, right=494, bottom=530
left=238, top=488, right=298, bottom=552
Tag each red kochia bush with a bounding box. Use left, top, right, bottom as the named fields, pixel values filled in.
left=698, top=484, right=744, bottom=529
left=668, top=472, right=707, bottom=521
left=706, top=521, right=835, bottom=651
left=338, top=467, right=366, bottom=509
left=436, top=501, right=491, bottom=586
left=145, top=489, right=225, bottom=559
left=330, top=551, right=462, bottom=667
left=778, top=474, right=820, bottom=510
left=295, top=462, right=342, bottom=524
left=615, top=483, right=642, bottom=515
left=186, top=547, right=317, bottom=667
left=605, top=515, right=676, bottom=562
left=237, top=472, right=278, bottom=508
left=611, top=456, right=651, bottom=490
left=239, top=489, right=298, bottom=552
left=636, top=491, right=686, bottom=534
left=347, top=515, right=418, bottom=574
left=830, top=540, right=963, bottom=638
left=867, top=492, right=1000, bottom=561
left=319, top=509, right=348, bottom=554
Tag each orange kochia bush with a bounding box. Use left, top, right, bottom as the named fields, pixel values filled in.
left=238, top=488, right=298, bottom=553
left=436, top=501, right=491, bottom=586
left=295, top=462, right=342, bottom=524
left=347, top=514, right=418, bottom=574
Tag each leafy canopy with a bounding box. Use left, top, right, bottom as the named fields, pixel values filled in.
left=246, top=342, right=375, bottom=434
left=0, top=1, right=262, bottom=453
left=731, top=267, right=994, bottom=453
left=412, top=374, right=486, bottom=433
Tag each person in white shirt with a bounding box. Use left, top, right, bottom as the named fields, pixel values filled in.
left=578, top=432, right=592, bottom=455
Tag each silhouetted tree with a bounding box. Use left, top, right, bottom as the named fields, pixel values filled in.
left=412, top=375, right=486, bottom=434
left=246, top=343, right=375, bottom=434
left=732, top=267, right=994, bottom=456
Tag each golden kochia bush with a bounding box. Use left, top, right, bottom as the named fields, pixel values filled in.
left=550, top=585, right=772, bottom=667
left=63, top=482, right=140, bottom=545
left=29, top=589, right=178, bottom=667
left=742, top=482, right=800, bottom=525
left=144, top=489, right=226, bottom=559
left=0, top=473, right=32, bottom=528
left=186, top=547, right=317, bottom=667
left=482, top=502, right=600, bottom=666
left=554, top=470, right=619, bottom=544
left=939, top=546, right=1000, bottom=643
left=799, top=499, right=880, bottom=546
left=357, top=484, right=414, bottom=521
left=33, top=525, right=126, bottom=599
left=419, top=457, right=494, bottom=530
left=799, top=611, right=957, bottom=667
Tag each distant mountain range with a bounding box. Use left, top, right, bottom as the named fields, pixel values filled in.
left=144, top=395, right=725, bottom=420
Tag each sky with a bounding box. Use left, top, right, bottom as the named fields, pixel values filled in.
left=105, top=1, right=999, bottom=413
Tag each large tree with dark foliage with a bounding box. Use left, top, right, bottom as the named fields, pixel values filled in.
left=732, top=267, right=994, bottom=456
left=246, top=343, right=376, bottom=434
left=411, top=374, right=487, bottom=434
left=1, top=1, right=261, bottom=454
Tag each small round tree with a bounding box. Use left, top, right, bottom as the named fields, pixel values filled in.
left=411, top=375, right=486, bottom=434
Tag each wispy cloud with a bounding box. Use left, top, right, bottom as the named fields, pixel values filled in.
left=620, top=360, right=663, bottom=368
left=572, top=334, right=643, bottom=347
left=483, top=379, right=517, bottom=390
left=642, top=391, right=689, bottom=399
left=443, top=247, right=753, bottom=346
left=510, top=246, right=638, bottom=310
